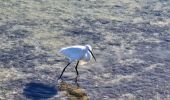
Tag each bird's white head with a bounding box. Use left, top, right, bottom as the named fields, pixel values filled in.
left=85, top=44, right=92, bottom=51
left=85, top=44, right=96, bottom=61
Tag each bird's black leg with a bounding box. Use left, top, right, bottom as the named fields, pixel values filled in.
left=75, top=61, right=79, bottom=76
left=58, top=63, right=70, bottom=80
left=74, top=61, right=79, bottom=84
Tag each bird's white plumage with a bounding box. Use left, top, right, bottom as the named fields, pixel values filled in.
left=58, top=44, right=96, bottom=80
left=59, top=45, right=93, bottom=63
left=83, top=51, right=92, bottom=61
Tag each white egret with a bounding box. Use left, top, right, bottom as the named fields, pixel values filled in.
left=58, top=44, right=96, bottom=80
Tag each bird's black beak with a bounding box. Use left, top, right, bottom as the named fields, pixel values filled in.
left=88, top=49, right=96, bottom=61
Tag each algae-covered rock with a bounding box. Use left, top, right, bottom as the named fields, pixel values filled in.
left=59, top=81, right=89, bottom=100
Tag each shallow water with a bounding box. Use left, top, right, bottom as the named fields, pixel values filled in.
left=0, top=0, right=170, bottom=99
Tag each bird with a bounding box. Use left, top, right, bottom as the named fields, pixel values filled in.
left=58, top=44, right=96, bottom=80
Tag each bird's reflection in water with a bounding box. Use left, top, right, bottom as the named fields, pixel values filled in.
left=75, top=76, right=80, bottom=87
left=58, top=78, right=89, bottom=100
